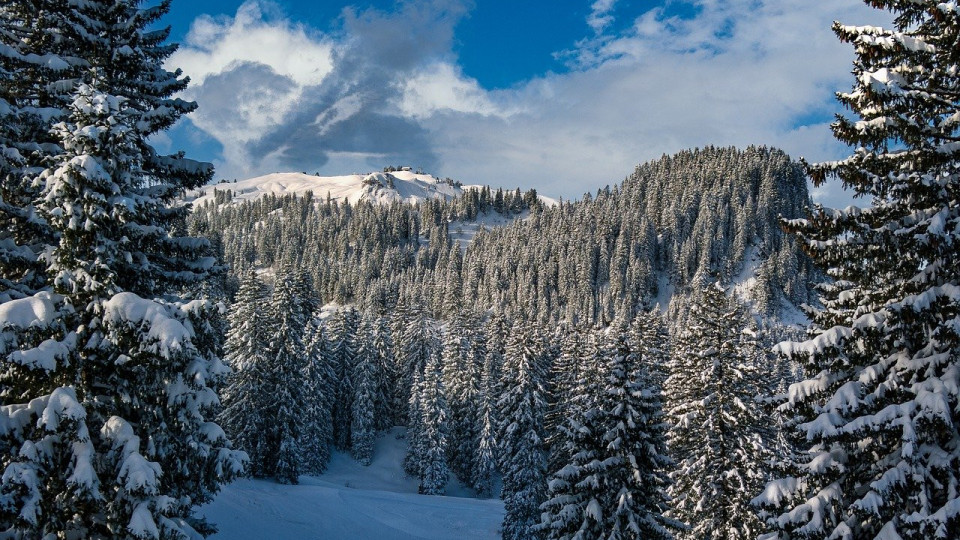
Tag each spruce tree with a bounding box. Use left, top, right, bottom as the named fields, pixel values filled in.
left=0, top=2, right=243, bottom=536
left=301, top=311, right=335, bottom=475
left=219, top=272, right=271, bottom=475
left=328, top=307, right=359, bottom=451
left=351, top=317, right=378, bottom=466
left=497, top=320, right=548, bottom=540
left=665, top=282, right=771, bottom=540
left=417, top=349, right=450, bottom=495
left=598, top=323, right=675, bottom=539
left=757, top=2, right=960, bottom=537
left=264, top=269, right=311, bottom=484
left=370, top=314, right=397, bottom=430
left=541, top=323, right=675, bottom=540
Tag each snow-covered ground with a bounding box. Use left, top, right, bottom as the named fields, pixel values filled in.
left=186, top=170, right=558, bottom=210
left=186, top=171, right=476, bottom=207
left=200, top=427, right=504, bottom=540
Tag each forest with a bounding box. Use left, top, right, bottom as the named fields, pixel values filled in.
left=1, top=0, right=958, bottom=539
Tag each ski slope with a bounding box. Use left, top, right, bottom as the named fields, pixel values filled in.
left=199, top=428, right=504, bottom=539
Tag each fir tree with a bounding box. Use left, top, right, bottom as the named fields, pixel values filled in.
left=541, top=322, right=675, bottom=539
left=328, top=307, right=360, bottom=451
left=757, top=2, right=960, bottom=537
left=497, top=320, right=548, bottom=540
left=665, top=282, right=771, bottom=540
left=417, top=349, right=450, bottom=495
left=0, top=2, right=243, bottom=537
left=219, top=272, right=271, bottom=476
left=351, top=317, right=378, bottom=466
left=264, top=269, right=311, bottom=484
left=370, top=314, right=397, bottom=430
left=301, top=312, right=335, bottom=475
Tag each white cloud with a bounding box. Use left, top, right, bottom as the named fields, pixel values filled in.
left=172, top=1, right=332, bottom=87
left=169, top=0, right=895, bottom=205
left=587, top=0, right=619, bottom=34
left=398, top=62, right=502, bottom=119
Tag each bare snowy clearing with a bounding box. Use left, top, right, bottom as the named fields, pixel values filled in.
left=200, top=427, right=504, bottom=539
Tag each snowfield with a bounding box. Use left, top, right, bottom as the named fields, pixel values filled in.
left=186, top=171, right=477, bottom=207
left=200, top=427, right=504, bottom=539
left=185, top=170, right=559, bottom=209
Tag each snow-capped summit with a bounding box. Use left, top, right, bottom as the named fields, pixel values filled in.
left=187, top=170, right=477, bottom=207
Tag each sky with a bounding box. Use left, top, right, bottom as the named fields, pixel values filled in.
left=157, top=0, right=892, bottom=204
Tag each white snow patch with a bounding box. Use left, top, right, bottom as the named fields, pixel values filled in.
left=201, top=427, right=504, bottom=539
left=102, top=293, right=191, bottom=359
left=0, top=291, right=62, bottom=329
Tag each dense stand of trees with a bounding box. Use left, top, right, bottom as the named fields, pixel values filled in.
left=3, top=0, right=957, bottom=539
left=200, top=145, right=815, bottom=539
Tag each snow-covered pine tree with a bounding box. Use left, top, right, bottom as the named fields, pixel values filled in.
left=474, top=392, right=498, bottom=498
left=596, top=321, right=675, bottom=539
left=328, top=307, right=359, bottom=450
left=370, top=314, right=397, bottom=430
left=497, top=320, right=548, bottom=540
left=301, top=310, right=335, bottom=475
left=539, top=328, right=607, bottom=539
left=541, top=322, right=675, bottom=540
left=472, top=318, right=499, bottom=498
left=417, top=349, right=450, bottom=495
left=665, top=281, right=771, bottom=540
left=0, top=2, right=244, bottom=536
left=351, top=316, right=378, bottom=465
left=756, top=2, right=960, bottom=537
left=544, top=323, right=588, bottom=477
left=442, top=311, right=482, bottom=488
left=219, top=271, right=271, bottom=476
left=403, top=369, right=426, bottom=477
left=264, top=268, right=312, bottom=484
left=0, top=1, right=74, bottom=296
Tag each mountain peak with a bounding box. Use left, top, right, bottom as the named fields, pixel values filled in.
left=187, top=171, right=472, bottom=207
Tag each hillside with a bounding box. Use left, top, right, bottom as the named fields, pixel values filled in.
left=186, top=170, right=474, bottom=207
left=201, top=428, right=503, bottom=540
left=186, top=146, right=815, bottom=322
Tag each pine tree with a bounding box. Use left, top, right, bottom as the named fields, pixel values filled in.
left=540, top=329, right=607, bottom=539
left=418, top=349, right=450, bottom=495
left=597, top=323, right=675, bottom=539
left=442, top=312, right=482, bottom=488
left=0, top=2, right=243, bottom=537
left=370, top=314, right=397, bottom=430
left=351, top=317, right=378, bottom=466
left=301, top=311, right=335, bottom=475
left=757, top=2, right=960, bottom=537
left=0, top=1, right=73, bottom=296
left=328, top=307, right=359, bottom=450
left=541, top=322, right=676, bottom=540
left=665, top=282, right=771, bottom=540
left=219, top=272, right=271, bottom=476
left=497, top=320, right=548, bottom=540
left=264, top=269, right=311, bottom=484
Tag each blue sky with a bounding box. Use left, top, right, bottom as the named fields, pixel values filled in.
left=159, top=0, right=889, bottom=204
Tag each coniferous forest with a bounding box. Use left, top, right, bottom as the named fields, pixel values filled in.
left=1, top=1, right=958, bottom=539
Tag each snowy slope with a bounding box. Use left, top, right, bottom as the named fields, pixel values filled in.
left=187, top=171, right=476, bottom=207
left=200, top=428, right=504, bottom=540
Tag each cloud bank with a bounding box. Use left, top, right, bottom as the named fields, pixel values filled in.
left=169, top=0, right=889, bottom=204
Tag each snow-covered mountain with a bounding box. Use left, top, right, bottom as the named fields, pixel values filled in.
left=186, top=170, right=479, bottom=207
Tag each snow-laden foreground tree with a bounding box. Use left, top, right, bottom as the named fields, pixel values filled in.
left=0, top=1, right=245, bottom=537
left=756, top=1, right=960, bottom=538
left=540, top=317, right=675, bottom=540
left=667, top=282, right=772, bottom=539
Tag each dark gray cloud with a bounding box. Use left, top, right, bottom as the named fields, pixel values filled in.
left=173, top=0, right=471, bottom=177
